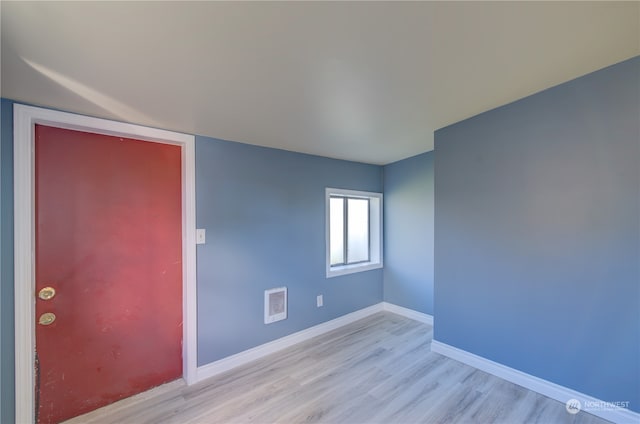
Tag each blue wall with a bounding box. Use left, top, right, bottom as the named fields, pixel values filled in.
left=383, top=152, right=434, bottom=314
left=195, top=136, right=383, bottom=364
left=1, top=99, right=15, bottom=424
left=434, top=57, right=640, bottom=412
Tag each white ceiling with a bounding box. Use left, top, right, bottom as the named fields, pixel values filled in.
left=2, top=1, right=638, bottom=165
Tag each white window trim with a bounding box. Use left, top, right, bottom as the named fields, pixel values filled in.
left=325, top=188, right=383, bottom=278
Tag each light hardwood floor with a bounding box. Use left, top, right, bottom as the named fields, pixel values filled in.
left=65, top=312, right=610, bottom=424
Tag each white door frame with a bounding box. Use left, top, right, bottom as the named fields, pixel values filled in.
left=13, top=104, right=198, bottom=423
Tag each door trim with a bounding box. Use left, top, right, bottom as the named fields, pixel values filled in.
left=13, top=104, right=197, bottom=423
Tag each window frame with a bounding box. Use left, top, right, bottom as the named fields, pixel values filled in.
left=329, top=195, right=371, bottom=266
left=325, top=188, right=383, bottom=278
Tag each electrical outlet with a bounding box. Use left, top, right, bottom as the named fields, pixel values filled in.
left=317, top=295, right=323, bottom=307
left=196, top=229, right=206, bottom=244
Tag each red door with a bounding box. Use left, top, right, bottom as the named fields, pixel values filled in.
left=34, top=125, right=183, bottom=423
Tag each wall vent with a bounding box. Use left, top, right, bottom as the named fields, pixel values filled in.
left=264, top=287, right=287, bottom=324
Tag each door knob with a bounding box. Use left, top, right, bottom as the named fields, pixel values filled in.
left=39, top=312, right=56, bottom=326
left=38, top=287, right=56, bottom=300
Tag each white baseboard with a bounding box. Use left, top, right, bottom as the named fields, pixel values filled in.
left=431, top=340, right=639, bottom=424
left=196, top=303, right=384, bottom=382
left=382, top=302, right=434, bottom=325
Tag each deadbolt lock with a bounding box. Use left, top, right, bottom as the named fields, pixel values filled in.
left=38, top=287, right=56, bottom=300
left=38, top=312, right=56, bottom=326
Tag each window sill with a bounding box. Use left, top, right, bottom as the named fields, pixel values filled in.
left=326, top=261, right=383, bottom=278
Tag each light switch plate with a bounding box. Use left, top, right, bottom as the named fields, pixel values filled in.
left=196, top=228, right=206, bottom=244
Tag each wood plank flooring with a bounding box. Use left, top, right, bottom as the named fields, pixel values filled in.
left=64, top=312, right=611, bottom=424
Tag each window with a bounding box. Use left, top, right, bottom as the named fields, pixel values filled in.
left=326, top=188, right=383, bottom=278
